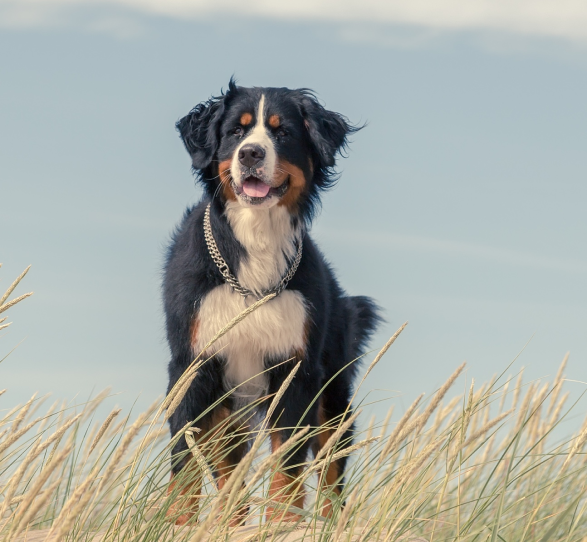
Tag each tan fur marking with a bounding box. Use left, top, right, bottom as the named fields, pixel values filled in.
left=166, top=470, right=202, bottom=526
left=276, top=159, right=307, bottom=213
left=267, top=432, right=305, bottom=522
left=240, top=112, right=253, bottom=126
left=269, top=114, right=281, bottom=128
left=166, top=405, right=249, bottom=526
left=316, top=399, right=342, bottom=518
left=218, top=158, right=237, bottom=201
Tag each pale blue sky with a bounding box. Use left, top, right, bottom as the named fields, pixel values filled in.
left=1, top=4, right=587, bottom=420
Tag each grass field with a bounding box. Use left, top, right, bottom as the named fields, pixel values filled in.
left=1, top=264, right=586, bottom=542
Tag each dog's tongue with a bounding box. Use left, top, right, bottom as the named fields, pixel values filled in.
left=242, top=178, right=271, bottom=198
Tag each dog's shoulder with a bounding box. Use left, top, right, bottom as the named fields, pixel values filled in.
left=162, top=200, right=213, bottom=314
left=165, top=200, right=207, bottom=262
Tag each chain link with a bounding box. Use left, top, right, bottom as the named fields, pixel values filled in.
left=203, top=203, right=303, bottom=300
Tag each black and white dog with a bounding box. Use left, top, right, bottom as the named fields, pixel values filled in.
left=163, top=80, right=379, bottom=523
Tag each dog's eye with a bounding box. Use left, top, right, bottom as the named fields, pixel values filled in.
left=276, top=128, right=287, bottom=138
left=233, top=126, right=244, bottom=137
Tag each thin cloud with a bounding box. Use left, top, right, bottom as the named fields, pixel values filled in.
left=2, top=0, right=587, bottom=42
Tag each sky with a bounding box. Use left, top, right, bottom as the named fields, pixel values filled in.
left=1, top=1, right=587, bottom=425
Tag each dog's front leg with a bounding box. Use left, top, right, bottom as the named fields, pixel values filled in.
left=265, top=360, right=321, bottom=523
left=165, top=354, right=226, bottom=526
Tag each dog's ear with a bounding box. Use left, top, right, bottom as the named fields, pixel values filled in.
left=300, top=94, right=359, bottom=168
left=177, top=79, right=239, bottom=170
left=176, top=97, right=226, bottom=170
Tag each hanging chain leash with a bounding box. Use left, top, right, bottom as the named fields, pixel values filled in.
left=203, top=203, right=303, bottom=300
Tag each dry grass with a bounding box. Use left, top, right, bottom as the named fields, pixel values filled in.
left=1, top=265, right=587, bottom=541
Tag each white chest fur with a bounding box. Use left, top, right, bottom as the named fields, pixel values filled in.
left=225, top=201, right=299, bottom=296
left=192, top=204, right=307, bottom=404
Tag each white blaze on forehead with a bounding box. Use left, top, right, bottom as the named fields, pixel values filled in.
left=230, top=94, right=277, bottom=190
left=251, top=95, right=269, bottom=139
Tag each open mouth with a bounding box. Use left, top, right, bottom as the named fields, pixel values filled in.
left=232, top=176, right=289, bottom=203
left=243, top=177, right=271, bottom=198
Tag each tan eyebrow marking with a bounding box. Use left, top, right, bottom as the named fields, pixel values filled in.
left=240, top=112, right=253, bottom=126
left=269, top=114, right=280, bottom=128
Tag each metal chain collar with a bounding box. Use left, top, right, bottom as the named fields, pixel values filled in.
left=203, top=203, right=303, bottom=300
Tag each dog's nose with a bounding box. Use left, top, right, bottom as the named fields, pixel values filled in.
left=238, top=144, right=265, bottom=168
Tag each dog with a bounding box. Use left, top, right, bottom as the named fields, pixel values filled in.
left=163, top=79, right=380, bottom=524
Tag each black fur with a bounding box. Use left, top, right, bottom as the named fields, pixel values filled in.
left=175, top=78, right=359, bottom=221
left=164, top=82, right=380, bottom=493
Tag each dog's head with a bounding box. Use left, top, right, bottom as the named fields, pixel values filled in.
left=177, top=79, right=358, bottom=219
